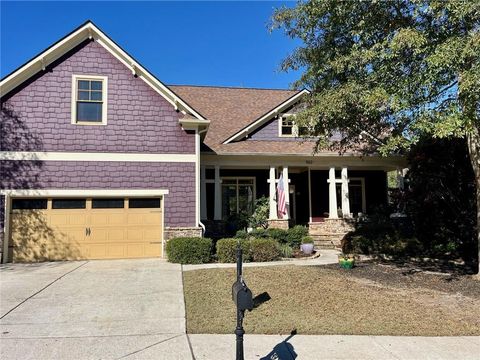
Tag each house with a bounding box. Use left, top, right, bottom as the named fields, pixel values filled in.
left=0, top=21, right=405, bottom=263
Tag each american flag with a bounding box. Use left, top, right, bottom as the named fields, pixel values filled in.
left=277, top=173, right=287, bottom=218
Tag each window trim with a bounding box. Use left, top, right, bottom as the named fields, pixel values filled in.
left=71, top=74, right=108, bottom=125
left=220, top=176, right=256, bottom=217
left=278, top=114, right=298, bottom=137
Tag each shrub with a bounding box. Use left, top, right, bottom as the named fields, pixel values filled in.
left=249, top=228, right=268, bottom=239
left=286, top=225, right=308, bottom=248
left=216, top=238, right=251, bottom=263
left=235, top=230, right=248, bottom=239
left=301, top=236, right=314, bottom=244
left=249, top=196, right=269, bottom=229
left=266, top=228, right=289, bottom=244
left=166, top=237, right=212, bottom=264
left=250, top=238, right=281, bottom=262
left=279, top=244, right=294, bottom=258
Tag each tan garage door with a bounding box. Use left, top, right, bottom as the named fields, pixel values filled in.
left=9, top=197, right=163, bottom=262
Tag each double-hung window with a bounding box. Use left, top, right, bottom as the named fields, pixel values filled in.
left=72, top=75, right=107, bottom=124
left=221, top=178, right=255, bottom=218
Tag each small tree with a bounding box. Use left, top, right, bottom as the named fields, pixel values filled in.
left=272, top=0, right=480, bottom=273
left=249, top=196, right=270, bottom=229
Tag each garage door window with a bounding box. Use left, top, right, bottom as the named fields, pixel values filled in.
left=92, top=198, right=124, bottom=209
left=129, top=198, right=161, bottom=208
left=52, top=199, right=86, bottom=209
left=12, top=199, right=48, bottom=210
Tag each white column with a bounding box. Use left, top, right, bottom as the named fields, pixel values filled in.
left=283, top=166, right=290, bottom=220
left=214, top=165, right=222, bottom=220
left=268, top=166, right=277, bottom=219
left=308, top=167, right=312, bottom=223
left=200, top=166, right=207, bottom=220
left=341, top=167, right=351, bottom=218
left=328, top=167, right=338, bottom=219
left=396, top=167, right=405, bottom=190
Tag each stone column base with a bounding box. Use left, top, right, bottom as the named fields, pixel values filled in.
left=267, top=219, right=289, bottom=230
left=164, top=227, right=203, bottom=240
left=309, top=218, right=356, bottom=248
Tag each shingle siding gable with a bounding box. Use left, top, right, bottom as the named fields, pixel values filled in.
left=2, top=40, right=195, bottom=154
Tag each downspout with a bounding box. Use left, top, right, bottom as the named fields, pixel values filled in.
left=198, top=127, right=208, bottom=236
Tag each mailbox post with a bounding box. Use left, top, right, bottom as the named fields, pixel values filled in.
left=232, top=241, right=253, bottom=360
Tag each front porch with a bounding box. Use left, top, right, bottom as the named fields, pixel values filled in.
left=200, top=155, right=405, bottom=247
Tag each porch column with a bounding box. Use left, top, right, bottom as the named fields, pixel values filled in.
left=200, top=166, right=207, bottom=220
left=396, top=167, right=405, bottom=190
left=341, top=167, right=351, bottom=218
left=214, top=165, right=222, bottom=220
left=308, top=167, right=312, bottom=223
left=268, top=166, right=277, bottom=219
left=328, top=167, right=338, bottom=218
left=283, top=166, right=290, bottom=220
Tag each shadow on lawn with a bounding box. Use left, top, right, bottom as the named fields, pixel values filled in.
left=260, top=330, right=297, bottom=360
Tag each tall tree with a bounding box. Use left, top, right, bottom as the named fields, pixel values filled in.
left=272, top=0, right=480, bottom=273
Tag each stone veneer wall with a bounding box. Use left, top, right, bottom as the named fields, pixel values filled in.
left=164, top=227, right=203, bottom=240
left=267, top=219, right=290, bottom=230
left=309, top=218, right=356, bottom=248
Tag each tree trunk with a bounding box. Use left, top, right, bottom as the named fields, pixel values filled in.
left=466, top=125, right=480, bottom=275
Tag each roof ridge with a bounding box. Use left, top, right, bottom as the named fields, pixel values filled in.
left=168, top=84, right=298, bottom=92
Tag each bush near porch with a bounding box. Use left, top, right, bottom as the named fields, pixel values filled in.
left=166, top=225, right=310, bottom=264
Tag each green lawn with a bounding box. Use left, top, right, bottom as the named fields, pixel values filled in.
left=183, top=262, right=480, bottom=335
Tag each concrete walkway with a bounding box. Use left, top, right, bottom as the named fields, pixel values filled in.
left=189, top=334, right=480, bottom=360
left=183, top=249, right=341, bottom=271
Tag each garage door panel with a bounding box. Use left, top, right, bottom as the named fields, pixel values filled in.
left=11, top=197, right=163, bottom=262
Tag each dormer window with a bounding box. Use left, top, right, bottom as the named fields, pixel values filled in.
left=71, top=75, right=107, bottom=125
left=279, top=115, right=297, bottom=137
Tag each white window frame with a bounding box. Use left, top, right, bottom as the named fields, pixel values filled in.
left=278, top=114, right=298, bottom=137
left=220, top=176, right=256, bottom=216
left=71, top=74, right=108, bottom=125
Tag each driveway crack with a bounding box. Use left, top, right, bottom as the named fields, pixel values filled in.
left=0, top=261, right=89, bottom=319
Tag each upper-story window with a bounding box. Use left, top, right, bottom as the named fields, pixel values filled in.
left=71, top=75, right=108, bottom=125
left=279, top=114, right=299, bottom=137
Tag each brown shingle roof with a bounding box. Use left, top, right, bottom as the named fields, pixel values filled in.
left=169, top=85, right=300, bottom=153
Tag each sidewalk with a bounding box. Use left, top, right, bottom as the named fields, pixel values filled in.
left=188, top=334, right=480, bottom=360
left=183, top=249, right=340, bottom=271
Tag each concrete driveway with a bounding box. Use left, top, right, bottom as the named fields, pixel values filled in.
left=0, top=259, right=194, bottom=359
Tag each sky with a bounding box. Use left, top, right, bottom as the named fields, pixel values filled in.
left=1, top=1, right=302, bottom=89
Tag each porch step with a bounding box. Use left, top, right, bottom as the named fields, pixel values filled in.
left=311, top=234, right=343, bottom=249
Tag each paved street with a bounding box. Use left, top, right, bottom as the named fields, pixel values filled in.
left=1, top=259, right=478, bottom=359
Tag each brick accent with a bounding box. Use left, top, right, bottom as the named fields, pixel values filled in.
left=2, top=40, right=195, bottom=154
left=268, top=219, right=289, bottom=230
left=164, top=227, right=202, bottom=240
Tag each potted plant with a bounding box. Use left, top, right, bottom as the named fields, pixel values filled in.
left=300, top=236, right=314, bottom=255
left=338, top=253, right=355, bottom=269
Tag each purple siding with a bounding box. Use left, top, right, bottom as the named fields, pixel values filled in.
left=0, top=160, right=195, bottom=227
left=249, top=118, right=301, bottom=141
left=2, top=40, right=195, bottom=154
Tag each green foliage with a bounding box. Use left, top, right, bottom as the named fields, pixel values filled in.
left=216, top=238, right=251, bottom=263
left=249, top=228, right=268, bottom=239
left=286, top=225, right=309, bottom=248
left=405, top=137, right=476, bottom=260
left=266, top=228, right=289, bottom=243
left=279, top=244, right=294, bottom=258
left=166, top=237, right=212, bottom=264
left=248, top=196, right=270, bottom=229
left=249, top=238, right=281, bottom=262
left=271, top=1, right=480, bottom=153
left=235, top=229, right=249, bottom=239
left=301, top=236, right=314, bottom=244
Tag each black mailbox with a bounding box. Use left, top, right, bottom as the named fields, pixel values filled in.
left=232, top=280, right=253, bottom=311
